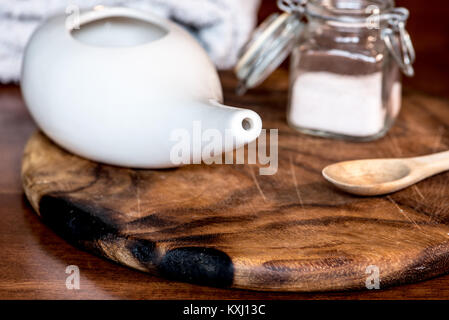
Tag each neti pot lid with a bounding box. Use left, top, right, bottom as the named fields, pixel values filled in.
left=235, top=0, right=416, bottom=94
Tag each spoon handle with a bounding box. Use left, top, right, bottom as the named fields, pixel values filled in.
left=413, top=150, right=449, bottom=173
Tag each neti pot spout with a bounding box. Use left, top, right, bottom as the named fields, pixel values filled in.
left=205, top=99, right=262, bottom=148
left=169, top=99, right=263, bottom=166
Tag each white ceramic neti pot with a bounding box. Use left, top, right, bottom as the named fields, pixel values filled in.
left=21, top=7, right=262, bottom=168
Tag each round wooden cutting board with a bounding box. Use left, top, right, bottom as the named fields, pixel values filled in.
left=21, top=85, right=449, bottom=292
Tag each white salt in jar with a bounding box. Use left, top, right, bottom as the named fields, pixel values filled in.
left=236, top=0, right=415, bottom=141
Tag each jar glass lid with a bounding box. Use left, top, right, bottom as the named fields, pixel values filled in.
left=234, top=12, right=304, bottom=94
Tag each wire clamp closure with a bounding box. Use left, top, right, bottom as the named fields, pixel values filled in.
left=381, top=8, right=416, bottom=77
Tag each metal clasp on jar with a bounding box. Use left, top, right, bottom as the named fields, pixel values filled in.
left=381, top=8, right=416, bottom=77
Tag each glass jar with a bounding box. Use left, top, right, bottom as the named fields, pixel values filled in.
left=235, top=0, right=415, bottom=141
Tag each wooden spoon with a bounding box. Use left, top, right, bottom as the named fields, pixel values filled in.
left=322, top=151, right=449, bottom=196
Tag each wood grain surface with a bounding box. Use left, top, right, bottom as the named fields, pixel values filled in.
left=20, top=69, right=449, bottom=292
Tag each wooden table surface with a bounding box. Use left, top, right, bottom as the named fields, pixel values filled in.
left=1, top=69, right=449, bottom=299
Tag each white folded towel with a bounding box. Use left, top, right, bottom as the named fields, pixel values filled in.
left=0, top=0, right=260, bottom=83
